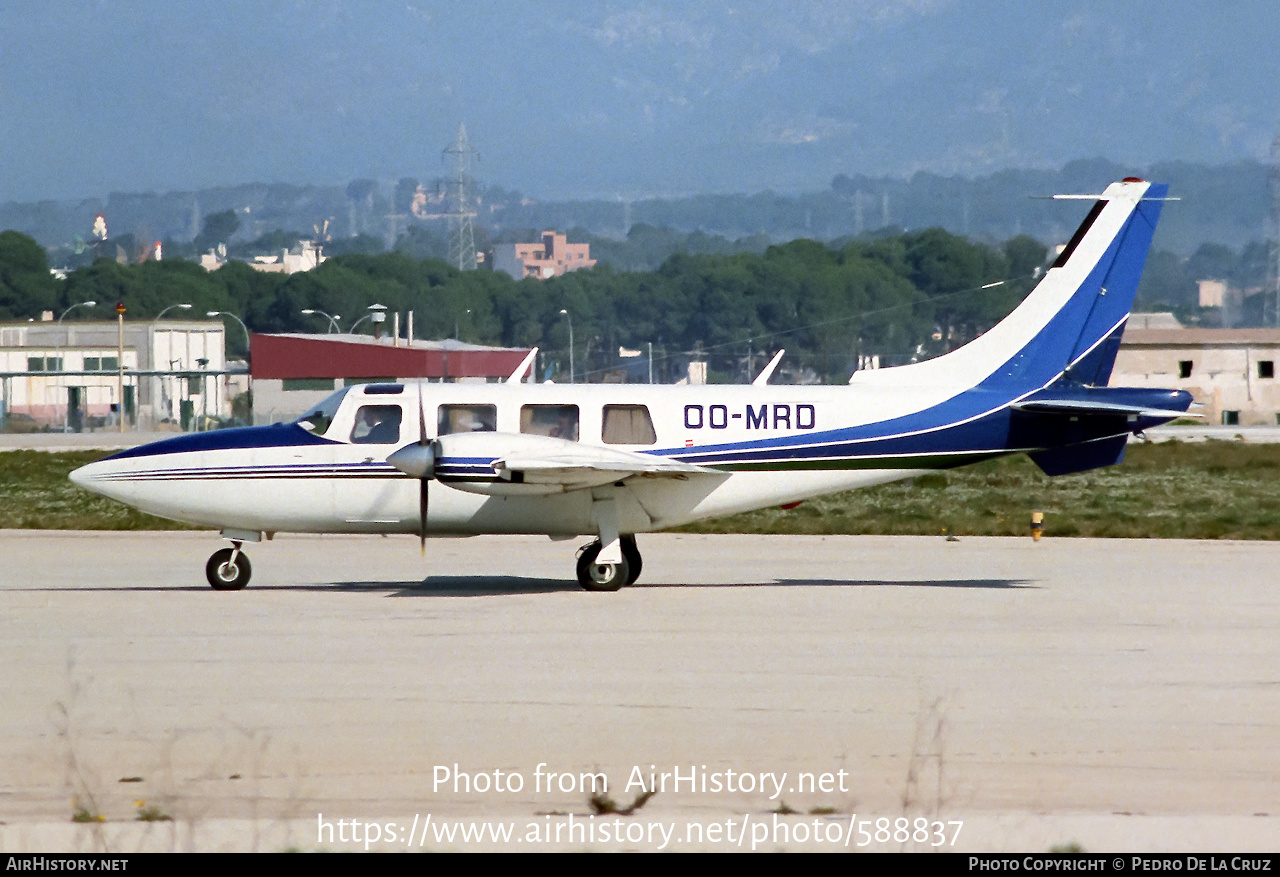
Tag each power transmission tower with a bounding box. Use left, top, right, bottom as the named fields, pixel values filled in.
left=441, top=122, right=479, bottom=271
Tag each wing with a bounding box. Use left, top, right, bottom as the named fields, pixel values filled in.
left=402, top=431, right=717, bottom=495
left=494, top=451, right=710, bottom=491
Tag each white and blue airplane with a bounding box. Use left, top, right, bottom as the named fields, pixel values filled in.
left=71, top=178, right=1191, bottom=591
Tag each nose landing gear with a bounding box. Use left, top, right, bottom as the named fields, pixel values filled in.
left=206, top=543, right=252, bottom=590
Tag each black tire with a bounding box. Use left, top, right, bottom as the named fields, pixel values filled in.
left=620, top=535, right=642, bottom=586
left=575, top=541, right=630, bottom=592
left=206, top=548, right=252, bottom=591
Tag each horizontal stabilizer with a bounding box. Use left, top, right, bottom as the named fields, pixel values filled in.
left=1011, top=398, right=1200, bottom=419
left=1013, top=386, right=1194, bottom=424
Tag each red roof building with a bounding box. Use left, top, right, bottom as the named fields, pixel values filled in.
left=250, top=333, right=532, bottom=424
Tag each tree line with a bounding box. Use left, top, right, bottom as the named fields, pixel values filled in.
left=0, top=227, right=1047, bottom=383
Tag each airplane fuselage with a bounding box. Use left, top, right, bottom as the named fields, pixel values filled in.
left=72, top=382, right=966, bottom=537
left=71, top=375, right=1187, bottom=539
left=68, top=179, right=1194, bottom=591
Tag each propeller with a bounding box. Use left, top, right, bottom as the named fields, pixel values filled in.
left=386, top=387, right=438, bottom=555
left=418, top=390, right=429, bottom=554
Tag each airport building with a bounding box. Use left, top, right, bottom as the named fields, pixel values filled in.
left=0, top=317, right=236, bottom=431
left=199, top=240, right=327, bottom=274
left=249, top=332, right=533, bottom=424
left=493, top=231, right=595, bottom=280
left=1115, top=317, right=1280, bottom=425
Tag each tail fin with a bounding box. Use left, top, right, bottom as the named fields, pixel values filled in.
left=852, top=178, right=1166, bottom=393
left=1009, top=179, right=1167, bottom=387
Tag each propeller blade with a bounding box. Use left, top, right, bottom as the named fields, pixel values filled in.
left=419, top=385, right=429, bottom=554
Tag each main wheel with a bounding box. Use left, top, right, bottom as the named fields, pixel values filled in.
left=575, top=541, right=630, bottom=592
left=206, top=547, right=252, bottom=591
left=620, top=535, right=642, bottom=586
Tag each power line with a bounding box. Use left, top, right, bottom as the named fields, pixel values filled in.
left=571, top=272, right=1037, bottom=380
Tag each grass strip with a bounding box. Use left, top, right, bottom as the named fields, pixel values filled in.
left=4, top=442, right=1279, bottom=539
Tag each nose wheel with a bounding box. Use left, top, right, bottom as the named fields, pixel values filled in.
left=576, top=536, right=642, bottom=591
left=206, top=544, right=252, bottom=590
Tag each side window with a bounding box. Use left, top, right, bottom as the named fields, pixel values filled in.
left=350, top=405, right=403, bottom=444
left=438, top=404, right=497, bottom=434
left=299, top=410, right=334, bottom=436
left=520, top=404, right=579, bottom=441
left=602, top=405, right=656, bottom=445
left=295, top=387, right=351, bottom=437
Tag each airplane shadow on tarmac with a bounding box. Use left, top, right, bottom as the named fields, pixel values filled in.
left=14, top=577, right=1035, bottom=598
left=336, top=576, right=1038, bottom=597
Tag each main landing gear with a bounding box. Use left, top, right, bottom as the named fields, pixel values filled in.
left=202, top=536, right=637, bottom=593
left=576, top=535, right=642, bottom=592
left=206, top=543, right=252, bottom=590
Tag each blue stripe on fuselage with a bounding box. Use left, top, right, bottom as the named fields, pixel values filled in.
left=649, top=192, right=1161, bottom=464
left=105, top=423, right=339, bottom=460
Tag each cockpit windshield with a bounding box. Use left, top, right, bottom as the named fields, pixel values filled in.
left=294, top=387, right=351, bottom=436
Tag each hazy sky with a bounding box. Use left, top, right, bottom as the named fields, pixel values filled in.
left=3, top=0, right=1279, bottom=202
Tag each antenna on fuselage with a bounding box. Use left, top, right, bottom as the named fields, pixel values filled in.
left=507, top=347, right=538, bottom=384
left=752, top=349, right=785, bottom=386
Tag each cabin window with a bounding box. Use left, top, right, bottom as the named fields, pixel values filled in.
left=1258, top=361, right=1274, bottom=379
left=1178, top=360, right=1193, bottom=379
left=602, top=405, right=657, bottom=445
left=350, top=404, right=403, bottom=444
left=520, top=404, right=579, bottom=441
left=438, top=404, right=497, bottom=434
left=1221, top=410, right=1239, bottom=426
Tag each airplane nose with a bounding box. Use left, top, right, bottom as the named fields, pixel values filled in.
left=68, top=459, right=109, bottom=496
left=68, top=463, right=90, bottom=488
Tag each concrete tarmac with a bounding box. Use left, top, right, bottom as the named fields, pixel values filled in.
left=1, top=531, right=1277, bottom=852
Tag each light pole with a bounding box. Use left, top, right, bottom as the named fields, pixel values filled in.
left=150, top=304, right=191, bottom=426
left=153, top=303, right=192, bottom=323
left=208, top=311, right=253, bottom=425
left=559, top=308, right=574, bottom=383
left=56, top=300, right=96, bottom=365
left=301, top=308, right=341, bottom=334
left=116, top=301, right=126, bottom=433
left=55, top=301, right=95, bottom=431
left=206, top=311, right=251, bottom=352
left=349, top=303, right=388, bottom=335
